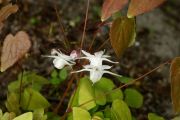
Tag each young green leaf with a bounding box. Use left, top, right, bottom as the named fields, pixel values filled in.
left=101, top=0, right=128, bottom=21
left=124, top=88, right=143, bottom=108
left=1, top=31, right=31, bottom=72
left=106, top=89, right=123, bottom=102
left=78, top=77, right=96, bottom=110
left=13, top=112, right=33, bottom=120
left=170, top=57, right=180, bottom=113
left=127, top=0, right=165, bottom=18
left=110, top=16, right=136, bottom=58
left=20, top=88, right=50, bottom=111
left=59, top=68, right=68, bottom=80
left=111, top=99, right=132, bottom=120
left=1, top=112, right=16, bottom=120
left=148, top=113, right=165, bottom=120
left=94, top=77, right=115, bottom=92
left=73, top=107, right=91, bottom=120
left=94, top=87, right=106, bottom=105
left=5, top=92, right=20, bottom=115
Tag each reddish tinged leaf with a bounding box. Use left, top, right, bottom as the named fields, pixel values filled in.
left=101, top=0, right=128, bottom=21
left=1, top=31, right=31, bottom=72
left=110, top=16, right=136, bottom=58
left=0, top=3, right=18, bottom=30
left=170, top=57, right=180, bottom=113
left=127, top=0, right=165, bottom=18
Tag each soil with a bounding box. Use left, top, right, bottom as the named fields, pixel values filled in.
left=0, top=0, right=180, bottom=119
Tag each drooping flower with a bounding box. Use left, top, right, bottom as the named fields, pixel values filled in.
left=72, top=64, right=121, bottom=83
left=81, top=50, right=118, bottom=66
left=44, top=49, right=75, bottom=69
left=73, top=50, right=121, bottom=83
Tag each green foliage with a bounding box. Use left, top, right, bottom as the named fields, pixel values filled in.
left=50, top=68, right=68, bottom=85
left=124, top=88, right=143, bottom=108
left=78, top=77, right=96, bottom=110
left=20, top=88, right=50, bottom=110
left=106, top=89, right=123, bottom=102
left=33, top=109, right=47, bottom=120
left=0, top=111, right=16, bottom=120
left=148, top=113, right=165, bottom=120
left=13, top=112, right=33, bottom=120
left=117, top=76, right=133, bottom=84
left=73, top=107, right=91, bottom=120
left=111, top=99, right=132, bottom=120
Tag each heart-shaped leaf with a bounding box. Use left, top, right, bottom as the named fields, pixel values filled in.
left=170, top=57, right=180, bottom=113
left=101, top=0, right=128, bottom=21
left=0, top=3, right=18, bottom=30
left=1, top=31, right=31, bottom=72
left=13, top=112, right=33, bottom=120
left=127, top=0, right=165, bottom=18
left=110, top=16, right=136, bottom=57
left=73, top=107, right=91, bottom=120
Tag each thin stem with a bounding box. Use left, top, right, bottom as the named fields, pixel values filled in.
left=19, top=71, right=24, bottom=104
left=54, top=75, right=75, bottom=114
left=80, top=0, right=90, bottom=51
left=97, top=38, right=109, bottom=51
left=54, top=5, right=70, bottom=50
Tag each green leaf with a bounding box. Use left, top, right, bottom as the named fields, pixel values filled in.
left=8, top=72, right=49, bottom=92
left=124, top=88, right=143, bottom=108
left=0, top=109, right=2, bottom=118
left=78, top=77, right=96, bottom=110
left=33, top=109, right=47, bottom=120
left=59, top=68, right=68, bottom=80
left=93, top=111, right=104, bottom=119
left=94, top=77, right=115, bottom=92
left=20, top=88, right=50, bottom=111
left=104, top=106, right=111, bottom=118
left=148, top=113, right=165, bottom=120
left=110, top=16, right=136, bottom=57
left=51, top=69, right=58, bottom=78
left=107, top=89, right=123, bottom=102
left=13, top=112, right=33, bottom=120
left=94, top=87, right=106, bottom=105
left=111, top=99, right=132, bottom=120
left=117, top=76, right=133, bottom=84
left=1, top=112, right=16, bottom=120
left=73, top=107, right=91, bottom=120
left=50, top=78, right=61, bottom=85
left=5, top=92, right=20, bottom=115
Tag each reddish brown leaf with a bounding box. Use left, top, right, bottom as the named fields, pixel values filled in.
left=170, top=57, right=180, bottom=113
left=0, top=3, right=18, bottom=30
left=110, top=16, right=136, bottom=58
left=1, top=31, right=31, bottom=72
left=127, top=0, right=165, bottom=18
left=101, top=0, right=128, bottom=21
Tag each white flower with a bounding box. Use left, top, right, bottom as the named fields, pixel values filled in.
left=72, top=64, right=121, bottom=83
left=81, top=50, right=118, bottom=66
left=72, top=50, right=121, bottom=83
left=44, top=49, right=75, bottom=69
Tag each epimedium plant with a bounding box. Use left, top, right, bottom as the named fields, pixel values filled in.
left=0, top=0, right=180, bottom=120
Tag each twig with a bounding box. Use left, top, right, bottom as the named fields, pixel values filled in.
left=54, top=75, right=75, bottom=114
left=54, top=5, right=70, bottom=50
left=80, top=0, right=90, bottom=51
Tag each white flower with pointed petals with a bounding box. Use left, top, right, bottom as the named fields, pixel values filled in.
left=72, top=64, right=121, bottom=83
left=44, top=49, right=75, bottom=69
left=81, top=50, right=118, bottom=66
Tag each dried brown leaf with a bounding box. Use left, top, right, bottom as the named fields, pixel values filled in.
left=0, top=3, right=18, bottom=30
left=127, top=0, right=165, bottom=18
left=110, top=16, right=136, bottom=58
left=1, top=31, right=31, bottom=72
left=170, top=57, right=180, bottom=113
left=101, top=0, right=128, bottom=21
